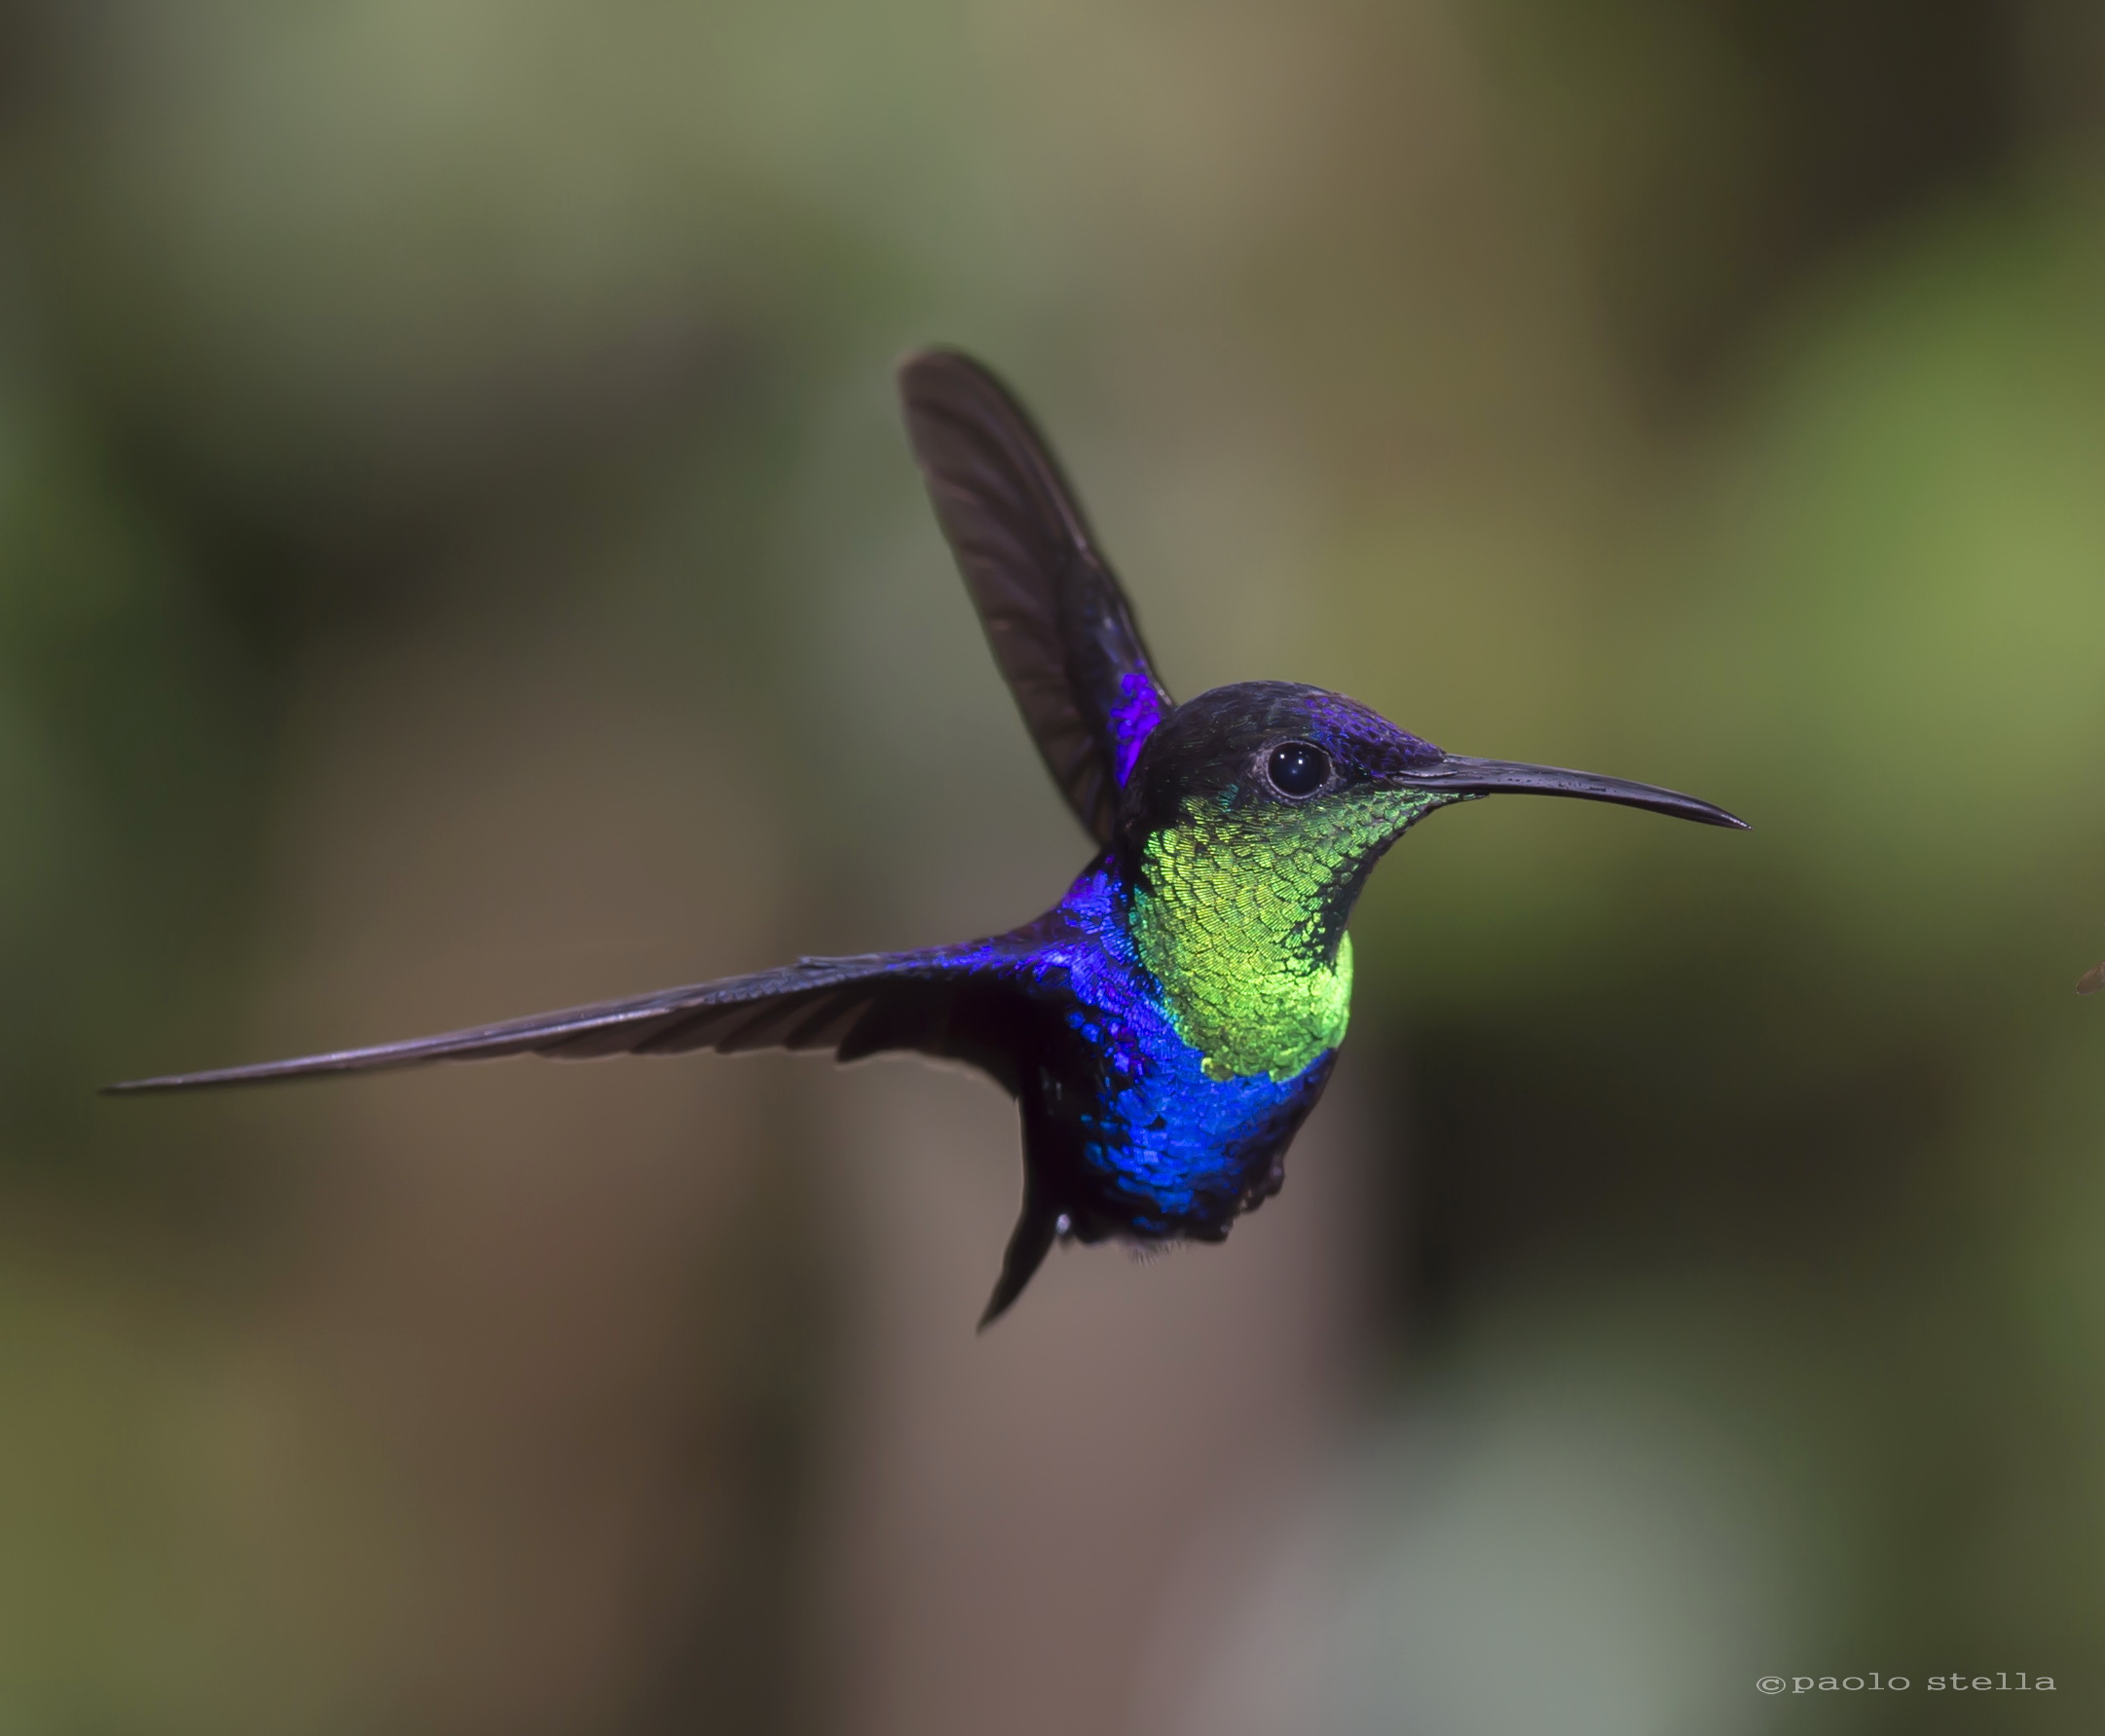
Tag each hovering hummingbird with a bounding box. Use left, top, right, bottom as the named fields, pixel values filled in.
left=112, top=350, right=1747, bottom=1323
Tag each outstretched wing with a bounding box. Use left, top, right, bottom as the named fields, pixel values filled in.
left=899, top=348, right=1173, bottom=844
left=106, top=941, right=1037, bottom=1094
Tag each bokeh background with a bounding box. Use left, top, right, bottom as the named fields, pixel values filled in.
left=1, top=1, right=2102, bottom=1730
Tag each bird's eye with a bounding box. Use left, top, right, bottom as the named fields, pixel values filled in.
left=1266, top=741, right=1330, bottom=797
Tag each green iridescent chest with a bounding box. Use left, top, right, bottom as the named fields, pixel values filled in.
left=1125, top=786, right=1441, bottom=1082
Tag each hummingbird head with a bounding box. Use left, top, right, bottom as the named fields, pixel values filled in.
left=1120, top=680, right=1744, bottom=862
left=1113, top=682, right=1742, bottom=1082
left=1111, top=682, right=1734, bottom=1077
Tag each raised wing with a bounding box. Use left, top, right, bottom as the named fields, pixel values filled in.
left=899, top=348, right=1173, bottom=844
left=106, top=941, right=1036, bottom=1093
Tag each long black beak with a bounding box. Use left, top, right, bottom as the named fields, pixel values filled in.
left=1390, top=756, right=1748, bottom=829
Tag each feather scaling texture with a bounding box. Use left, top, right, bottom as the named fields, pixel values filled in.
left=1127, top=786, right=1449, bottom=1082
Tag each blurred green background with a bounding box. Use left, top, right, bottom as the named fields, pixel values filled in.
left=1, top=1, right=2102, bottom=1731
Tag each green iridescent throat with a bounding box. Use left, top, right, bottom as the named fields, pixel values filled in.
left=1126, top=785, right=1448, bottom=1082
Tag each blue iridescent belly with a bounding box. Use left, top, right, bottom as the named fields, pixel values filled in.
left=980, top=864, right=1336, bottom=1237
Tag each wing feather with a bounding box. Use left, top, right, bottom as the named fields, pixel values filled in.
left=898, top=348, right=1173, bottom=843
left=105, top=942, right=1030, bottom=1093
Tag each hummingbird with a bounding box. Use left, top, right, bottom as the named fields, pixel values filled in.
left=111, top=350, right=1747, bottom=1324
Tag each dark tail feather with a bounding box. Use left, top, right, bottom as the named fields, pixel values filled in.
left=979, top=1188, right=1059, bottom=1330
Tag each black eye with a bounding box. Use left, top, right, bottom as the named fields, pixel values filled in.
left=1266, top=741, right=1330, bottom=797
